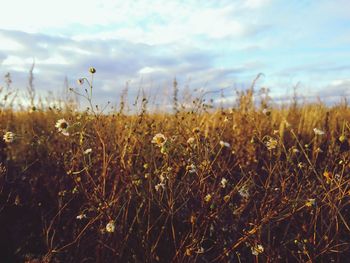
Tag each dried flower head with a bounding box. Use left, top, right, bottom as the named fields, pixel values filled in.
left=3, top=131, right=15, bottom=143
left=77, top=78, right=84, bottom=85
left=89, top=67, right=96, bottom=74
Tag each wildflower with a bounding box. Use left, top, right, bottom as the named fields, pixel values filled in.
left=238, top=185, right=250, bottom=199
left=315, top=147, right=323, bottom=153
left=83, top=148, right=92, bottom=155
left=187, top=137, right=195, bottom=145
left=219, top=141, right=230, bottom=148
left=291, top=147, right=299, bottom=153
left=151, top=133, right=167, bottom=147
left=262, top=108, right=271, bottom=116
left=220, top=178, right=228, bottom=188
left=155, top=182, right=165, bottom=192
left=305, top=198, right=316, bottom=207
left=313, top=128, right=325, bottom=136
left=89, top=67, right=96, bottom=74
left=251, top=244, right=264, bottom=255
left=72, top=187, right=79, bottom=194
left=192, top=127, right=200, bottom=134
left=266, top=137, right=278, bottom=150
left=77, top=78, right=84, bottom=85
left=3, top=131, right=15, bottom=143
left=323, top=171, right=332, bottom=184
left=204, top=194, right=212, bottom=202
left=186, top=164, right=197, bottom=174
left=223, top=195, right=230, bottom=202
left=106, top=220, right=115, bottom=233
left=55, top=119, right=69, bottom=136
left=76, top=214, right=86, bottom=220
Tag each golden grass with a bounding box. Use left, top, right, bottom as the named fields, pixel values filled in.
left=1, top=72, right=350, bottom=262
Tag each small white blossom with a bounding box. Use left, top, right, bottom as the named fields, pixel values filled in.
left=186, top=164, right=197, bottom=174
left=204, top=194, right=212, bottom=202
left=83, top=148, right=92, bottom=155
left=155, top=182, right=165, bottom=192
left=55, top=119, right=69, bottom=136
left=238, top=185, right=250, bottom=199
left=151, top=133, right=167, bottom=147
left=76, top=214, right=87, bottom=220
left=262, top=108, right=271, bottom=116
left=266, top=137, right=278, bottom=150
left=3, top=131, right=15, bottom=143
left=251, top=244, right=264, bottom=255
left=220, top=178, right=228, bottom=188
left=106, top=220, right=115, bottom=233
left=313, top=128, right=325, bottom=136
left=219, top=141, right=230, bottom=148
left=187, top=137, right=195, bottom=145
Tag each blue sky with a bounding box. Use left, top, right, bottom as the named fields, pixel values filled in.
left=0, top=0, right=349, bottom=108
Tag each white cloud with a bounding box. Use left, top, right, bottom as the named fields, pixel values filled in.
left=0, top=34, right=23, bottom=51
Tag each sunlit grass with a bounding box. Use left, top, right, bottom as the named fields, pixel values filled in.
left=1, top=69, right=350, bottom=262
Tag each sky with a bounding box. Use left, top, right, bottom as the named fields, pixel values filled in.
left=0, top=0, right=349, bottom=109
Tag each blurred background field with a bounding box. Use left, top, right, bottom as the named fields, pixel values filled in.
left=1, top=69, right=350, bottom=262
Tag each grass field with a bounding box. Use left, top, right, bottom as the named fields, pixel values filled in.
left=1, top=70, right=350, bottom=262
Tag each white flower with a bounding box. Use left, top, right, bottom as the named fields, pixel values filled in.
left=186, top=164, right=197, bottom=174
left=204, top=194, right=212, bottom=202
left=313, top=128, right=325, bottom=136
left=151, top=133, right=167, bottom=147
left=3, top=131, right=15, bottom=143
left=219, top=141, right=230, bottom=148
left=220, top=178, right=228, bottom=188
left=251, top=244, right=264, bottom=255
left=106, top=220, right=115, bottom=233
left=238, top=185, right=250, bottom=199
left=266, top=137, right=278, bottom=150
left=155, top=182, right=165, bottom=191
left=83, top=148, right=92, bottom=155
left=262, top=108, right=271, bottom=116
left=187, top=137, right=195, bottom=145
left=55, top=119, right=69, bottom=136
left=76, top=214, right=86, bottom=220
